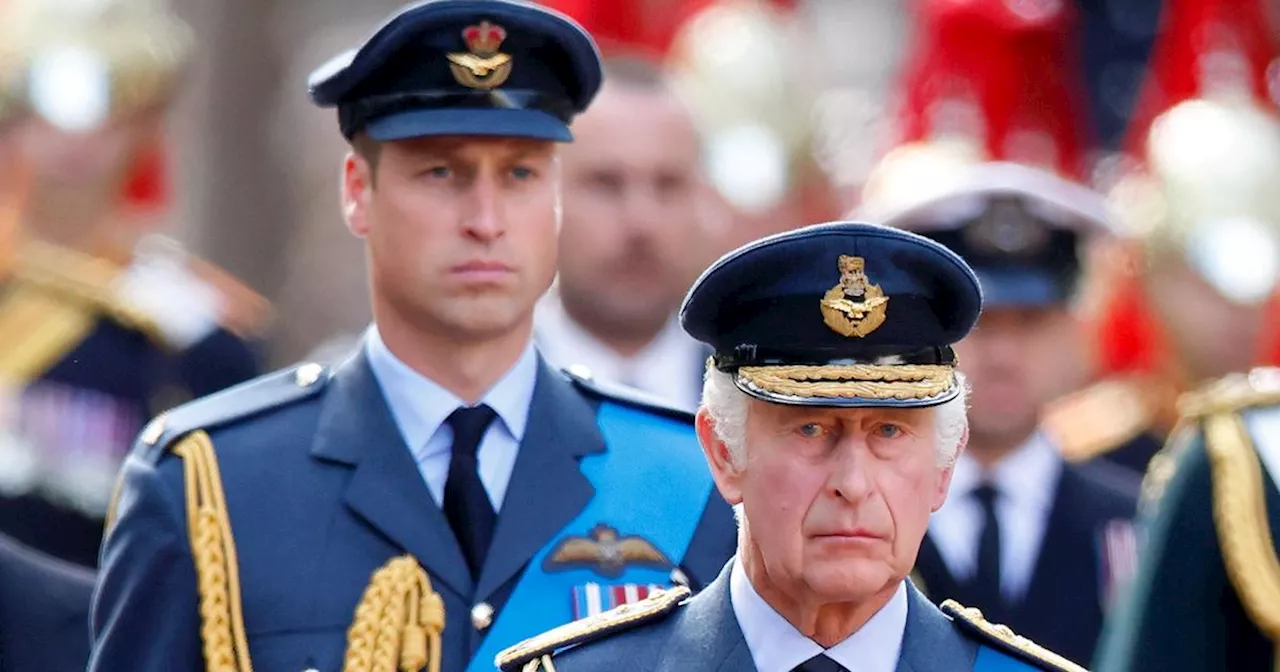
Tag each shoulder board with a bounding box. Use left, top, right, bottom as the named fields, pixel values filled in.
left=1178, top=367, right=1280, bottom=419
left=563, top=366, right=694, bottom=423
left=940, top=600, right=1086, bottom=672
left=137, top=362, right=329, bottom=460
left=1041, top=378, right=1153, bottom=463
left=495, top=585, right=689, bottom=671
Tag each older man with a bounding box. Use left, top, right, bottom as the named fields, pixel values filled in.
left=496, top=221, right=1084, bottom=672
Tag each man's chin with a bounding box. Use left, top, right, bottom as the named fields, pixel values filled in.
left=802, top=562, right=897, bottom=604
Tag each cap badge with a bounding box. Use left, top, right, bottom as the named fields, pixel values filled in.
left=820, top=255, right=889, bottom=338
left=964, top=197, right=1050, bottom=257
left=447, top=21, right=513, bottom=90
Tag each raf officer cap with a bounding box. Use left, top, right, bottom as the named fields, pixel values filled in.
left=879, top=162, right=1115, bottom=308
left=681, top=221, right=983, bottom=408
left=308, top=0, right=602, bottom=142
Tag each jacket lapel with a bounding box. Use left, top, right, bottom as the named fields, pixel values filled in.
left=656, top=560, right=753, bottom=672
left=475, top=360, right=604, bottom=601
left=310, top=349, right=473, bottom=599
left=895, top=581, right=978, bottom=672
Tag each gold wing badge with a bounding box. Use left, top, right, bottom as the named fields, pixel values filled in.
left=820, top=255, right=889, bottom=338
left=544, top=524, right=672, bottom=578
left=447, top=21, right=513, bottom=90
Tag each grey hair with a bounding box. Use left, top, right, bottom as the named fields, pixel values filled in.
left=701, top=368, right=969, bottom=469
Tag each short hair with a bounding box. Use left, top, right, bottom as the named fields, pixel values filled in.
left=351, top=132, right=383, bottom=183
left=701, top=368, right=969, bottom=469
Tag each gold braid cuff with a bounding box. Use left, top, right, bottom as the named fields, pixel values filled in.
left=344, top=556, right=444, bottom=672
left=736, top=364, right=955, bottom=400
left=1204, top=411, right=1280, bottom=652
left=174, top=431, right=254, bottom=672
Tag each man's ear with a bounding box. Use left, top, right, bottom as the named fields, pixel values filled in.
left=696, top=408, right=744, bottom=506
left=342, top=151, right=372, bottom=238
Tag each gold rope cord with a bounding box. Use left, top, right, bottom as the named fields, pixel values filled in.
left=174, top=431, right=254, bottom=672
left=343, top=555, right=444, bottom=672
left=1203, top=411, right=1280, bottom=669
left=736, top=364, right=955, bottom=400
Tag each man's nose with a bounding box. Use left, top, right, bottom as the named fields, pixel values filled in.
left=462, top=171, right=506, bottom=241
left=828, top=439, right=873, bottom=503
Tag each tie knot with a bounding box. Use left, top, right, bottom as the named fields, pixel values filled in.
left=971, top=483, right=999, bottom=508
left=446, top=404, right=497, bottom=455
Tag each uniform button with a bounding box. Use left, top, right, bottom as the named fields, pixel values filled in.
left=294, top=362, right=325, bottom=387
left=471, top=602, right=494, bottom=631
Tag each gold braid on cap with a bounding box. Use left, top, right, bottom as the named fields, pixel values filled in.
left=173, top=431, right=254, bottom=672
left=343, top=556, right=445, bottom=672
left=736, top=364, right=955, bottom=400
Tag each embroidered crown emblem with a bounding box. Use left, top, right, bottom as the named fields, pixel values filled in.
left=447, top=21, right=513, bottom=89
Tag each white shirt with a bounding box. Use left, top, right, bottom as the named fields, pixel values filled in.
left=534, top=288, right=705, bottom=412
left=730, top=559, right=908, bottom=672
left=928, top=432, right=1063, bottom=601
left=364, top=326, right=538, bottom=510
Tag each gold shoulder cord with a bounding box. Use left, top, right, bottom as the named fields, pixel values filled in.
left=173, top=430, right=254, bottom=672
left=343, top=555, right=445, bottom=672
left=174, top=429, right=445, bottom=672
left=1203, top=411, right=1280, bottom=672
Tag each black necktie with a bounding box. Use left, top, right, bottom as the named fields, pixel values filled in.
left=443, top=405, right=497, bottom=579
left=791, top=654, right=849, bottom=672
left=971, top=483, right=1004, bottom=617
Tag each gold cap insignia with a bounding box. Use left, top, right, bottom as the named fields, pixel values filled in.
left=544, top=524, right=672, bottom=578
left=447, top=21, right=513, bottom=90
left=820, top=255, right=889, bottom=338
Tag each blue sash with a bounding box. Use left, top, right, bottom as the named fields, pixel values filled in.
left=467, top=401, right=714, bottom=672
left=974, top=647, right=1042, bottom=671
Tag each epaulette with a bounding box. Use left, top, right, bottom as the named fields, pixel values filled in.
left=495, top=585, right=690, bottom=671
left=1176, top=367, right=1280, bottom=420
left=137, top=361, right=329, bottom=460
left=9, top=238, right=165, bottom=341
left=563, top=365, right=694, bottom=423
left=1041, top=377, right=1154, bottom=463
left=940, top=600, right=1087, bottom=672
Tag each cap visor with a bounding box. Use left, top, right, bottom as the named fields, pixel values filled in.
left=975, top=268, right=1068, bottom=308
left=364, top=107, right=573, bottom=142
left=732, top=368, right=960, bottom=409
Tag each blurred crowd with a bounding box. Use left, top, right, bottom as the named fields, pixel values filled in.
left=2, top=0, right=1280, bottom=670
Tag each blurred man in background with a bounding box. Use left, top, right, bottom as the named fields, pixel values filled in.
left=860, top=0, right=1139, bottom=665
left=1067, top=0, right=1280, bottom=478
left=0, top=0, right=266, bottom=567
left=1090, top=0, right=1280, bottom=668
left=536, top=57, right=710, bottom=410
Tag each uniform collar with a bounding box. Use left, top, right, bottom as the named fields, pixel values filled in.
left=730, top=558, right=908, bottom=672
left=534, top=287, right=703, bottom=400
left=363, top=325, right=538, bottom=456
